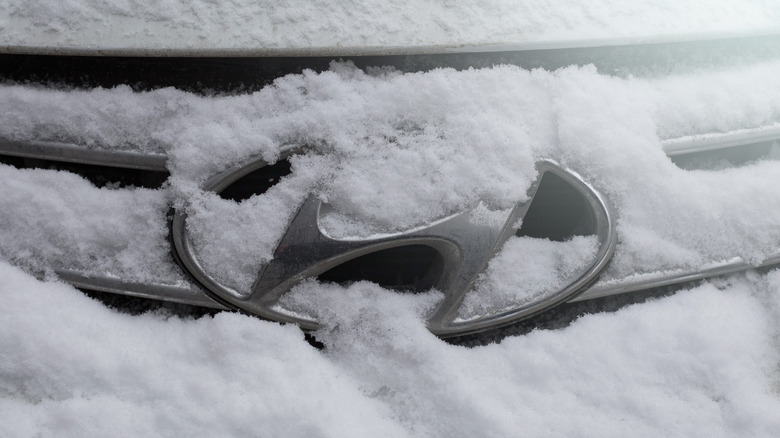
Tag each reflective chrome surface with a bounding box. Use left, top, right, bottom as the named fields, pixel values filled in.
left=0, top=138, right=168, bottom=171
left=574, top=252, right=780, bottom=302
left=55, top=269, right=228, bottom=309
left=3, top=29, right=780, bottom=57
left=171, top=159, right=616, bottom=337
left=6, top=121, right=779, bottom=173
left=662, top=124, right=780, bottom=157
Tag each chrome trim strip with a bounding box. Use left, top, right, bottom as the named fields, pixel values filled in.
left=662, top=124, right=780, bottom=157
left=0, top=138, right=168, bottom=171
left=2, top=30, right=779, bottom=57
left=5, top=123, right=780, bottom=172
left=55, top=269, right=228, bottom=310
left=445, top=30, right=780, bottom=54
left=572, top=252, right=780, bottom=302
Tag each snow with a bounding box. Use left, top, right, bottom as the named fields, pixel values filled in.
left=2, top=1, right=780, bottom=54
left=0, top=165, right=181, bottom=284
left=2, top=3, right=780, bottom=435
left=2, top=261, right=780, bottom=437
left=460, top=235, right=599, bottom=320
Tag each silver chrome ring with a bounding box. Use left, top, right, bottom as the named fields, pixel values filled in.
left=172, top=157, right=617, bottom=337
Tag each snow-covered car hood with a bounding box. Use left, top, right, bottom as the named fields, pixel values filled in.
left=2, top=0, right=780, bottom=55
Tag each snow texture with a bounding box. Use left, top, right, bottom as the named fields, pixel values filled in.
left=2, top=3, right=780, bottom=434
left=2, top=262, right=780, bottom=437
left=2, top=1, right=780, bottom=53
left=0, top=165, right=181, bottom=284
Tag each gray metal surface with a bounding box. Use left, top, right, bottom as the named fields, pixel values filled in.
left=662, top=124, right=780, bottom=157
left=55, top=269, right=228, bottom=309
left=574, top=253, right=780, bottom=302
left=2, top=30, right=779, bottom=57
left=0, top=138, right=168, bottom=171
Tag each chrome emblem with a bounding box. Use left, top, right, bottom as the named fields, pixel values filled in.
left=172, top=158, right=616, bottom=337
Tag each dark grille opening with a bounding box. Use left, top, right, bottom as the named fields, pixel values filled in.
left=317, top=245, right=444, bottom=293
left=0, top=154, right=168, bottom=189
left=218, top=159, right=293, bottom=202
left=516, top=172, right=596, bottom=241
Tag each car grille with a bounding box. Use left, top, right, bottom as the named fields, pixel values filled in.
left=3, top=33, right=780, bottom=338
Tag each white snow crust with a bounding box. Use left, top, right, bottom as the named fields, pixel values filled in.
left=460, top=235, right=599, bottom=319
left=2, top=1, right=780, bottom=54
left=0, top=165, right=181, bottom=284
left=2, top=262, right=780, bottom=437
